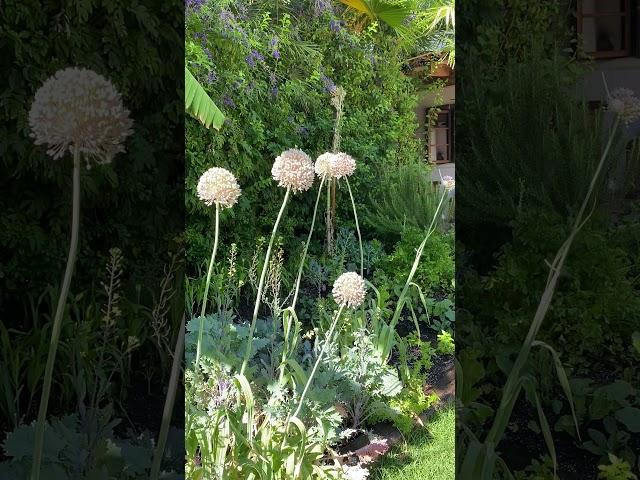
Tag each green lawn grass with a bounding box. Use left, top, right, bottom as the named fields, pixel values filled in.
left=370, top=405, right=455, bottom=480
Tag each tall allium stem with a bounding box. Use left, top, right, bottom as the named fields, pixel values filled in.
left=32, top=147, right=81, bottom=480
left=291, top=177, right=326, bottom=309
left=293, top=305, right=345, bottom=418
left=150, top=315, right=185, bottom=480
left=383, top=188, right=448, bottom=360
left=485, top=117, right=621, bottom=446
left=195, top=203, right=220, bottom=370
left=345, top=179, right=363, bottom=278
left=240, top=187, right=291, bottom=376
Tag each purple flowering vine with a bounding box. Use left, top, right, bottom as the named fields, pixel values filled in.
left=245, top=49, right=264, bottom=68
left=186, top=0, right=206, bottom=12
left=321, top=74, right=337, bottom=94
left=221, top=94, right=236, bottom=108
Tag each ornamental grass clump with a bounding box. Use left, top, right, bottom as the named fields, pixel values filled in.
left=240, top=148, right=314, bottom=375
left=194, top=167, right=241, bottom=370
left=28, top=67, right=133, bottom=480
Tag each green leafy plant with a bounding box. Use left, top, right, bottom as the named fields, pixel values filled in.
left=436, top=330, right=455, bottom=355
left=0, top=407, right=181, bottom=479
left=365, top=162, right=452, bottom=238
left=598, top=454, right=638, bottom=480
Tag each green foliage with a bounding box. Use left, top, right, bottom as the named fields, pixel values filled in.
left=436, top=330, right=454, bottom=355
left=464, top=210, right=640, bottom=366
left=598, top=454, right=638, bottom=480
left=324, top=329, right=403, bottom=429
left=365, top=162, right=452, bottom=238
left=375, top=228, right=454, bottom=295
left=185, top=0, right=423, bottom=268
left=457, top=56, right=621, bottom=236
left=369, top=332, right=439, bottom=434
left=514, top=455, right=556, bottom=480
left=552, top=378, right=640, bottom=468
left=458, top=0, right=571, bottom=70
left=0, top=407, right=182, bottom=479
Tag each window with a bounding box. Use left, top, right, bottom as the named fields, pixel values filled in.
left=428, top=105, right=454, bottom=164
left=578, top=0, right=632, bottom=58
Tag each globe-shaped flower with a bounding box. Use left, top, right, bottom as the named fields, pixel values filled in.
left=271, top=148, right=315, bottom=193
left=197, top=167, right=241, bottom=208
left=332, top=272, right=366, bottom=309
left=314, top=152, right=336, bottom=179
left=332, top=152, right=356, bottom=179
left=28, top=67, right=133, bottom=164
left=608, top=88, right=640, bottom=125
left=441, top=175, right=455, bottom=192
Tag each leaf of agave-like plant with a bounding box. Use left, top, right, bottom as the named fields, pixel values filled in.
left=534, top=391, right=558, bottom=479
left=532, top=340, right=581, bottom=440
left=185, top=66, right=224, bottom=130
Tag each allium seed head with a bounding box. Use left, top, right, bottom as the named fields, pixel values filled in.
left=332, top=272, right=366, bottom=309
left=332, top=152, right=356, bottom=179
left=197, top=167, right=241, bottom=208
left=314, top=152, right=336, bottom=179
left=271, top=148, right=315, bottom=193
left=29, top=67, right=133, bottom=164
left=609, top=88, right=640, bottom=125
left=441, top=175, right=455, bottom=191
left=314, top=151, right=356, bottom=179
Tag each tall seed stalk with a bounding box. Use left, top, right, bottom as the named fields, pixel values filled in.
left=326, top=87, right=346, bottom=253
left=32, top=147, right=81, bottom=480
left=240, top=187, right=291, bottom=375
left=195, top=203, right=220, bottom=371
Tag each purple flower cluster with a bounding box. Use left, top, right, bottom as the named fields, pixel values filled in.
left=314, top=0, right=333, bottom=16
left=245, top=49, right=264, bottom=68
left=221, top=94, right=236, bottom=108
left=186, top=0, right=206, bottom=11
left=218, top=9, right=249, bottom=45
left=329, top=19, right=342, bottom=33
left=206, top=70, right=218, bottom=84
left=219, top=9, right=235, bottom=30
left=269, top=37, right=281, bottom=60
left=321, top=74, right=337, bottom=94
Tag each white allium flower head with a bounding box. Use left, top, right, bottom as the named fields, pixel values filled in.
left=29, top=67, right=134, bottom=164
left=441, top=175, right=455, bottom=192
left=332, top=272, right=366, bottom=309
left=197, top=167, right=241, bottom=208
left=608, top=88, right=640, bottom=125
left=332, top=152, right=356, bottom=179
left=314, top=152, right=336, bottom=179
left=271, top=148, right=315, bottom=193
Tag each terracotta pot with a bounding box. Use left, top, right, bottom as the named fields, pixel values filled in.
left=430, top=62, right=451, bottom=77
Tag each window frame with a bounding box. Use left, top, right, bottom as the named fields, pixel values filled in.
left=577, top=0, right=632, bottom=58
